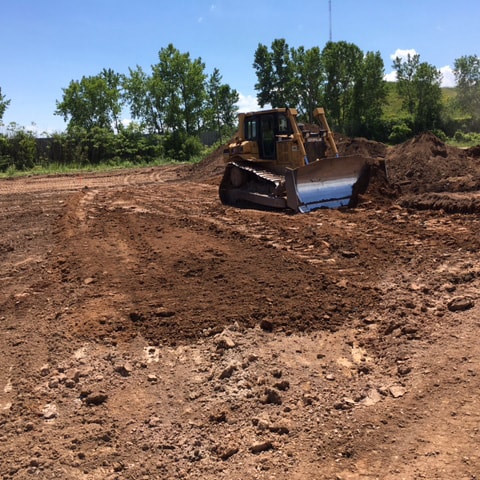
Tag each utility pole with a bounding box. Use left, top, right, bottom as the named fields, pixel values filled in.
left=329, top=0, right=332, bottom=41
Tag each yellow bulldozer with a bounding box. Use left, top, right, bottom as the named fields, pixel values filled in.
left=219, top=107, right=370, bottom=213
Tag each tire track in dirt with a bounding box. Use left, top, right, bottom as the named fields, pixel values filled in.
left=0, top=165, right=186, bottom=195
left=50, top=180, right=387, bottom=347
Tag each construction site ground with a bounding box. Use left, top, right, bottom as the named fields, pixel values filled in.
left=1, top=133, right=480, bottom=479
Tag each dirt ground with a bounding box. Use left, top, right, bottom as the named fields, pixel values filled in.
left=1, top=134, right=480, bottom=479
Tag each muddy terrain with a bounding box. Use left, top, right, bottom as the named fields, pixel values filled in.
left=1, top=134, right=480, bottom=479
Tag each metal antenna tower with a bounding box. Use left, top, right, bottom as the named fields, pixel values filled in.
left=329, top=0, right=332, bottom=41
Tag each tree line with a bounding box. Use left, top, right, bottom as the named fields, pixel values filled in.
left=254, top=39, right=480, bottom=142
left=0, top=43, right=240, bottom=172
left=1, top=41, right=479, bottom=172
left=55, top=44, right=239, bottom=138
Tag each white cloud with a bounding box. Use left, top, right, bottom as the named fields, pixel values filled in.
left=390, top=48, right=418, bottom=62
left=384, top=49, right=457, bottom=87
left=236, top=93, right=262, bottom=113
left=440, top=65, right=456, bottom=87
left=384, top=70, right=397, bottom=82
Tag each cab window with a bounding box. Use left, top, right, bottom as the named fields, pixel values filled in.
left=277, top=114, right=289, bottom=134
left=245, top=118, right=257, bottom=140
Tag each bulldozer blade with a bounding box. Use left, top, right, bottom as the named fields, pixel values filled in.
left=285, top=155, right=369, bottom=213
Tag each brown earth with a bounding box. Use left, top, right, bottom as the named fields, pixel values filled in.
left=1, top=134, right=480, bottom=479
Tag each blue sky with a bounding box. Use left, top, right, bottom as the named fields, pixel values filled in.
left=1, top=0, right=479, bottom=134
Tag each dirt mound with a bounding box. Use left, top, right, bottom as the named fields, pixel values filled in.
left=383, top=132, right=480, bottom=212
left=185, top=144, right=225, bottom=183
left=466, top=144, right=480, bottom=158
left=399, top=191, right=480, bottom=213
left=336, top=135, right=387, bottom=159
left=385, top=132, right=480, bottom=194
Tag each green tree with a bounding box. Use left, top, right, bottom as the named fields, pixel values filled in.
left=253, top=39, right=297, bottom=109
left=291, top=46, right=324, bottom=122
left=393, top=53, right=419, bottom=116
left=154, top=43, right=207, bottom=134
left=454, top=54, right=480, bottom=124
left=253, top=40, right=386, bottom=136
left=217, top=84, right=239, bottom=135
left=123, top=65, right=167, bottom=134
left=393, top=53, right=442, bottom=132
left=321, top=41, right=364, bottom=132
left=205, top=68, right=239, bottom=141
left=351, top=51, right=386, bottom=137
left=252, top=43, right=273, bottom=108
left=205, top=68, right=222, bottom=135
left=0, top=86, right=10, bottom=123
left=414, top=62, right=442, bottom=131
left=55, top=68, right=123, bottom=131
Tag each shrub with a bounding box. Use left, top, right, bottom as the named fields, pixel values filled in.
left=432, top=129, right=447, bottom=141
left=163, top=131, right=203, bottom=162
left=454, top=130, right=465, bottom=142
left=388, top=122, right=412, bottom=144
left=8, top=129, right=37, bottom=170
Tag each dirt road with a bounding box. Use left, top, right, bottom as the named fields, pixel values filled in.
left=1, top=137, right=480, bottom=479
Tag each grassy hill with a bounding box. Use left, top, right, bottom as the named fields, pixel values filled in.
left=381, top=83, right=480, bottom=146
left=382, top=82, right=459, bottom=120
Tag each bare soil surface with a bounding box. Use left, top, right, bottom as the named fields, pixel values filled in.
left=1, top=134, right=480, bottom=479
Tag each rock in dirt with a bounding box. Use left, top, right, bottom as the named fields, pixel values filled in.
left=397, top=365, right=412, bottom=376
left=215, top=334, right=236, bottom=350
left=261, top=388, right=282, bottom=405
left=249, top=440, right=274, bottom=454
left=268, top=422, right=290, bottom=435
left=389, top=385, right=407, bottom=398
left=209, top=410, right=227, bottom=423
left=334, top=397, right=356, bottom=410
left=42, top=403, right=58, bottom=419
left=273, top=380, right=290, bottom=391
left=219, top=363, right=237, bottom=379
left=83, top=391, right=108, bottom=406
left=447, top=296, right=474, bottom=312
left=219, top=446, right=239, bottom=460
left=115, top=362, right=134, bottom=377
left=361, top=388, right=382, bottom=406
left=259, top=319, right=274, bottom=332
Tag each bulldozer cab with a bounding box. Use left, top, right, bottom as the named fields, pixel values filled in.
left=244, top=111, right=292, bottom=160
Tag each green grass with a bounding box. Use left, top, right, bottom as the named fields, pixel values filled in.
left=383, top=83, right=459, bottom=119
left=382, top=82, right=404, bottom=120
left=0, top=157, right=188, bottom=179
left=447, top=131, right=480, bottom=147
